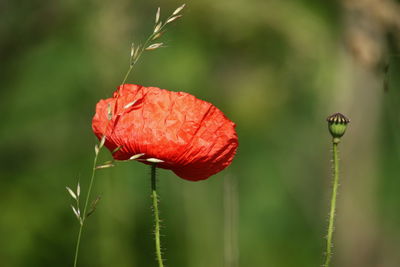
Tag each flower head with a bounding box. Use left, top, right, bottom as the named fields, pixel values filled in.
left=92, top=84, right=238, bottom=181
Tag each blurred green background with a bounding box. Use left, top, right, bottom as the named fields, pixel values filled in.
left=1, top=0, right=400, bottom=266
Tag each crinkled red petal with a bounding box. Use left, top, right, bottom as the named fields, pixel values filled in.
left=92, top=84, right=238, bottom=181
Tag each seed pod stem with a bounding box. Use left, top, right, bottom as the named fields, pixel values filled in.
left=323, top=112, right=349, bottom=267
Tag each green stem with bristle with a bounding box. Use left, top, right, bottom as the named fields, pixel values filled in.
left=151, top=163, right=164, bottom=267
left=324, top=139, right=340, bottom=267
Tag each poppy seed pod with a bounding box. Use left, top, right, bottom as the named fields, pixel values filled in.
left=327, top=112, right=350, bottom=140
left=92, top=84, right=238, bottom=181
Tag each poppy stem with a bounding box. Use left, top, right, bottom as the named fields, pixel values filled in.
left=323, top=139, right=340, bottom=267
left=151, top=163, right=164, bottom=267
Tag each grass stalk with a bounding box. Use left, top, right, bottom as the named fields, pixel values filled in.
left=73, top=150, right=100, bottom=267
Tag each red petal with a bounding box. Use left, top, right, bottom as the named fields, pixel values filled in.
left=92, top=84, right=238, bottom=181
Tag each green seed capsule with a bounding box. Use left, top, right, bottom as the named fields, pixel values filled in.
left=327, top=113, right=350, bottom=139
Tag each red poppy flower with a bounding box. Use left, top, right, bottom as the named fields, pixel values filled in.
left=92, top=84, right=238, bottom=181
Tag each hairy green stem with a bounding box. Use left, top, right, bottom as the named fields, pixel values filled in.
left=151, top=164, right=164, bottom=267
left=73, top=151, right=100, bottom=267
left=324, top=140, right=340, bottom=267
